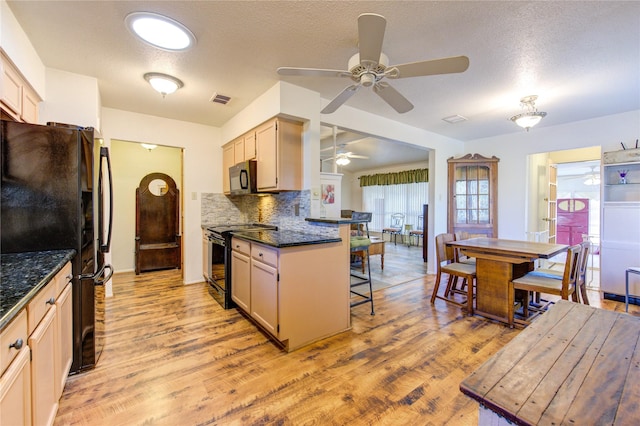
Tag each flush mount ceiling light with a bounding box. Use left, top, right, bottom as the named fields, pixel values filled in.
left=125, top=12, right=196, bottom=51
left=144, top=72, right=184, bottom=97
left=509, top=95, right=547, bottom=131
left=335, top=155, right=351, bottom=166
left=141, top=143, right=157, bottom=151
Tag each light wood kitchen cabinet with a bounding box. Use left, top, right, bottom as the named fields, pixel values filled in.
left=222, top=143, right=235, bottom=194
left=202, top=229, right=210, bottom=281
left=29, top=306, right=58, bottom=426
left=0, top=345, right=31, bottom=426
left=1, top=309, right=31, bottom=426
left=0, top=51, right=41, bottom=123
left=222, top=131, right=257, bottom=194
left=231, top=227, right=351, bottom=352
left=231, top=237, right=252, bottom=312
left=255, top=118, right=302, bottom=192
left=54, top=263, right=73, bottom=400
left=250, top=243, right=279, bottom=336
left=0, top=261, right=72, bottom=426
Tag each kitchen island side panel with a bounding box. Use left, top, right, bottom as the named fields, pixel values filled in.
left=278, top=225, right=351, bottom=351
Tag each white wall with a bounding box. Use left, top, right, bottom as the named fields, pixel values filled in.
left=101, top=108, right=220, bottom=285
left=110, top=141, right=182, bottom=273
left=465, top=110, right=640, bottom=240
left=39, top=68, right=101, bottom=130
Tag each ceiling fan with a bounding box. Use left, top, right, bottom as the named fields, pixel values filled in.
left=277, top=13, right=469, bottom=114
left=321, top=144, right=369, bottom=165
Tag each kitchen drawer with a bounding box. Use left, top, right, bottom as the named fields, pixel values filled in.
left=231, top=237, right=251, bottom=256
left=27, top=279, right=57, bottom=335
left=251, top=243, right=278, bottom=268
left=0, top=310, right=28, bottom=375
left=55, top=262, right=73, bottom=297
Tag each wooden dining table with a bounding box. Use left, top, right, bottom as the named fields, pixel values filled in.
left=447, top=237, right=568, bottom=325
left=460, top=300, right=640, bottom=425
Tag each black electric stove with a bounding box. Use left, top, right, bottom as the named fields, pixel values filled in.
left=204, top=223, right=276, bottom=308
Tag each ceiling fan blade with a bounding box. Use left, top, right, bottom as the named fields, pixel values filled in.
left=373, top=82, right=414, bottom=113
left=321, top=84, right=361, bottom=114
left=358, top=13, right=386, bottom=66
left=277, top=67, right=352, bottom=78
left=389, top=56, right=470, bottom=78
left=348, top=154, right=369, bottom=159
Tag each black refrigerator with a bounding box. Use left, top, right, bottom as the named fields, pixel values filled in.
left=0, top=119, right=113, bottom=374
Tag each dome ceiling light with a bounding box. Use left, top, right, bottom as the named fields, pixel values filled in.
left=125, top=12, right=196, bottom=51
left=144, top=72, right=184, bottom=97
left=509, top=95, right=547, bottom=131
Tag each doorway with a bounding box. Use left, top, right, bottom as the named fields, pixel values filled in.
left=527, top=148, right=600, bottom=290
left=110, top=140, right=183, bottom=275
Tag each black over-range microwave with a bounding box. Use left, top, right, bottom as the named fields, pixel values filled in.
left=229, top=160, right=257, bottom=195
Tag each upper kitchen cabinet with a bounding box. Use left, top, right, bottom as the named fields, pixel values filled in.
left=0, top=51, right=41, bottom=124
left=256, top=118, right=302, bottom=192
left=447, top=153, right=499, bottom=237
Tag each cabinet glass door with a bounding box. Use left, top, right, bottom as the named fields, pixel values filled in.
left=448, top=154, right=499, bottom=237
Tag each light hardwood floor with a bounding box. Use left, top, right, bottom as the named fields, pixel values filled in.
left=55, top=260, right=637, bottom=425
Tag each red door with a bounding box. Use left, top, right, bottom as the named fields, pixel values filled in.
left=556, top=198, right=589, bottom=245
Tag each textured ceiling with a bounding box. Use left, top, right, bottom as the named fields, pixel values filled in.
left=6, top=1, right=640, bottom=154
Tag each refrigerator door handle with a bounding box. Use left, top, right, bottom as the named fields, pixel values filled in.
left=99, top=146, right=113, bottom=253
left=93, top=263, right=114, bottom=286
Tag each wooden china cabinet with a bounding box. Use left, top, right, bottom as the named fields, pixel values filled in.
left=447, top=154, right=499, bottom=237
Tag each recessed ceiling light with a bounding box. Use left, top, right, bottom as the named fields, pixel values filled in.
left=125, top=12, right=196, bottom=51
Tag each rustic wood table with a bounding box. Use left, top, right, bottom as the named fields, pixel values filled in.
left=447, top=238, right=567, bottom=324
left=460, top=300, right=640, bottom=425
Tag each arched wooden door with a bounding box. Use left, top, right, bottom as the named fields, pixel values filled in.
left=135, top=172, right=181, bottom=274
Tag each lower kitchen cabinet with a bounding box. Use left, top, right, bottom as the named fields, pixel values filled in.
left=231, top=237, right=252, bottom=312
left=250, top=246, right=278, bottom=336
left=0, top=260, right=72, bottom=426
left=29, top=307, right=58, bottom=426
left=0, top=310, right=31, bottom=426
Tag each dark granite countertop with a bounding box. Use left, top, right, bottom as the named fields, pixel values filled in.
left=1, top=249, right=76, bottom=329
left=305, top=217, right=369, bottom=225
left=231, top=230, right=341, bottom=248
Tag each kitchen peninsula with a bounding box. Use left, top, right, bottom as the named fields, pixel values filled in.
left=229, top=218, right=359, bottom=352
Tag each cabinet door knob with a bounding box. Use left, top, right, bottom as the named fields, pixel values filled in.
left=9, top=338, right=23, bottom=350
left=67, top=273, right=73, bottom=282
left=259, top=252, right=263, bottom=257
left=46, top=297, right=56, bottom=305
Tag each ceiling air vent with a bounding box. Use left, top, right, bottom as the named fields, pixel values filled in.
left=442, top=114, right=467, bottom=124
left=209, top=93, right=231, bottom=105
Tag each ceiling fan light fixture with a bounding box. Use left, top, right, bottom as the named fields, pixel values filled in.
left=510, top=95, right=547, bottom=131
left=125, top=12, right=196, bottom=51
left=336, top=156, right=351, bottom=166
left=144, top=72, right=184, bottom=96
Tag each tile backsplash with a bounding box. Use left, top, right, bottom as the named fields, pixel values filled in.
left=201, top=191, right=339, bottom=237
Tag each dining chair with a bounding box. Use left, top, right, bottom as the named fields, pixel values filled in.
left=531, top=241, right=590, bottom=304
left=408, top=215, right=424, bottom=246
left=382, top=213, right=404, bottom=245
left=430, top=233, right=476, bottom=315
left=508, top=244, right=581, bottom=327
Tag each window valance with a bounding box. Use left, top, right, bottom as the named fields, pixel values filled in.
left=359, top=168, right=429, bottom=187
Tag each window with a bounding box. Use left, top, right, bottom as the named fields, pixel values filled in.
left=362, top=182, right=428, bottom=232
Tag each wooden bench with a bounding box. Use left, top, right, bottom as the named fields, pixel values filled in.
left=460, top=300, right=640, bottom=425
